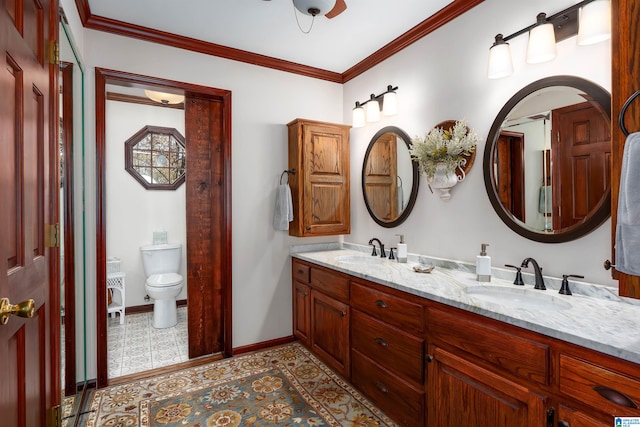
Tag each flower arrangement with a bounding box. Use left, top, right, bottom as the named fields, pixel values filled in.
left=410, top=120, right=479, bottom=180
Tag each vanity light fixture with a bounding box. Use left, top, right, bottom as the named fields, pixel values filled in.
left=487, top=0, right=611, bottom=79
left=351, top=85, right=399, bottom=127
left=144, top=89, right=185, bottom=105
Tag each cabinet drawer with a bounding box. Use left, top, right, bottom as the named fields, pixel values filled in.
left=350, top=281, right=423, bottom=332
left=559, top=354, right=640, bottom=416
left=292, top=260, right=310, bottom=284
left=310, top=267, right=349, bottom=302
left=352, top=350, right=424, bottom=427
left=352, top=310, right=424, bottom=384
left=430, top=308, right=549, bottom=385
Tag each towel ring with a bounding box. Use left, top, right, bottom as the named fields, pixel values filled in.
left=280, top=169, right=296, bottom=184
left=619, top=89, right=640, bottom=137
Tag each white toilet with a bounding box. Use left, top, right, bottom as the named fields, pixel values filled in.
left=140, top=243, right=184, bottom=328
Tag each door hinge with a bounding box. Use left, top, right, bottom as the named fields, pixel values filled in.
left=48, top=405, right=61, bottom=427
left=45, top=223, right=60, bottom=248
left=47, top=40, right=59, bottom=65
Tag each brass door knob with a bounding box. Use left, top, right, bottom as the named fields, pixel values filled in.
left=0, top=298, right=35, bottom=325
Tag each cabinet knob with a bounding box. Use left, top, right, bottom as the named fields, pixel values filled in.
left=593, top=385, right=639, bottom=408
left=425, top=354, right=434, bottom=363
left=340, top=311, right=346, bottom=317
left=558, top=422, right=569, bottom=427
left=374, top=337, right=388, bottom=347
left=375, top=381, right=388, bottom=393
left=375, top=299, right=388, bottom=308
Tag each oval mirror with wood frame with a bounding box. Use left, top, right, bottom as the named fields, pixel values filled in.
left=362, top=126, right=420, bottom=227
left=483, top=76, right=611, bottom=243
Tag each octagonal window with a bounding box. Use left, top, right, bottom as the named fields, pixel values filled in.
left=125, top=125, right=186, bottom=190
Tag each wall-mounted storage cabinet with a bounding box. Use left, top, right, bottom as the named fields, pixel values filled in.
left=287, top=119, right=351, bottom=237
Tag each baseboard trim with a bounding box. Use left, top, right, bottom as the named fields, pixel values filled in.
left=232, top=336, right=296, bottom=356
left=124, top=299, right=187, bottom=315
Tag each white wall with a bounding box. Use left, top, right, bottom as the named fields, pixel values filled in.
left=343, top=0, right=613, bottom=287
left=105, top=101, right=187, bottom=306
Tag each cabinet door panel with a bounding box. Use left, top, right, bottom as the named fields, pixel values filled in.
left=293, top=281, right=310, bottom=346
left=428, top=347, right=547, bottom=427
left=310, top=290, right=350, bottom=378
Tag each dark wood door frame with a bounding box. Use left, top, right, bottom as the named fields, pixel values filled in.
left=60, top=61, right=78, bottom=396
left=94, top=68, right=232, bottom=388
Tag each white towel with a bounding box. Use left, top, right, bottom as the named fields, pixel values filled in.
left=615, top=132, right=640, bottom=275
left=273, top=183, right=294, bottom=231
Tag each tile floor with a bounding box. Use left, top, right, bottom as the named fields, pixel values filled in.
left=107, top=306, right=188, bottom=378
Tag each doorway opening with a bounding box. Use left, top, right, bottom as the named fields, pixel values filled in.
left=95, top=68, right=232, bottom=387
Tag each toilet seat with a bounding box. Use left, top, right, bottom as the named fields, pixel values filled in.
left=146, top=273, right=183, bottom=288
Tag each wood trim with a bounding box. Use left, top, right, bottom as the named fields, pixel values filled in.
left=84, top=14, right=342, bottom=83
left=124, top=299, right=187, bottom=315
left=611, top=0, right=640, bottom=298
left=232, top=336, right=296, bottom=356
left=95, top=67, right=233, bottom=388
left=342, top=0, right=485, bottom=82
left=60, top=61, right=77, bottom=396
left=72, top=0, right=483, bottom=82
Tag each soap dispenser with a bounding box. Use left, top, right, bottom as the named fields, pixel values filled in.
left=396, top=234, right=407, bottom=263
left=476, top=243, right=491, bottom=282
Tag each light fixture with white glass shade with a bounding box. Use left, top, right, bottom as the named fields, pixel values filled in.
left=577, top=0, right=611, bottom=45
left=526, top=13, right=557, bottom=64
left=144, top=90, right=185, bottom=105
left=486, top=0, right=611, bottom=79
left=292, top=0, right=336, bottom=16
left=351, top=85, right=398, bottom=127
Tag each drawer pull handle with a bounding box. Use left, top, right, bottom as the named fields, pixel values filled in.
left=593, top=385, right=639, bottom=408
left=374, top=337, right=388, bottom=347
left=297, top=269, right=304, bottom=275
left=375, top=382, right=388, bottom=393
left=558, top=422, right=569, bottom=427
left=375, top=300, right=388, bottom=308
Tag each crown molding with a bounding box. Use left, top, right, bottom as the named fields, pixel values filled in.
left=74, top=0, right=483, bottom=83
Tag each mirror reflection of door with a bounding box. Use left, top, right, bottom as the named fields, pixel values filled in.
left=552, top=101, right=611, bottom=230
left=495, top=131, right=525, bottom=223
left=364, top=133, right=399, bottom=221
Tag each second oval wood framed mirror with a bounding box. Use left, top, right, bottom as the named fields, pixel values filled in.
left=483, top=76, right=611, bottom=243
left=362, top=126, right=419, bottom=228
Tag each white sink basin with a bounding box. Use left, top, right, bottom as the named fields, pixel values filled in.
left=335, top=255, right=382, bottom=265
left=465, top=286, right=572, bottom=311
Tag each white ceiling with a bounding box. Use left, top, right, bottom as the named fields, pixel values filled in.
left=87, top=0, right=454, bottom=73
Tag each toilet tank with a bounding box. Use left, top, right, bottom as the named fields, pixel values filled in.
left=140, top=243, right=182, bottom=276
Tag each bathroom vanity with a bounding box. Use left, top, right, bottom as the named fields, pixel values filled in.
left=292, top=247, right=640, bottom=427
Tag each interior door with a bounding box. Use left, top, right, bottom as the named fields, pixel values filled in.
left=495, top=130, right=525, bottom=222
left=364, top=132, right=399, bottom=221
left=552, top=101, right=610, bottom=230
left=1, top=0, right=57, bottom=424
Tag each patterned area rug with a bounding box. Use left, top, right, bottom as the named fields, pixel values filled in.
left=86, top=342, right=397, bottom=426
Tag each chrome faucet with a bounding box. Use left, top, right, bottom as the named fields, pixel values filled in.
left=368, top=238, right=386, bottom=258
left=521, top=258, right=546, bottom=290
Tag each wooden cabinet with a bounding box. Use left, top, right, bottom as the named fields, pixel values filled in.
left=292, top=260, right=311, bottom=346
left=292, top=257, right=640, bottom=427
left=350, top=280, right=425, bottom=427
left=287, top=119, right=351, bottom=237
left=557, top=352, right=640, bottom=424
left=427, top=346, right=548, bottom=427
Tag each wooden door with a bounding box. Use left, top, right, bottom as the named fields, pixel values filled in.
left=310, top=290, right=350, bottom=378
left=611, top=0, right=640, bottom=298
left=364, top=133, right=399, bottom=221
left=495, top=131, right=525, bottom=222
left=552, top=102, right=610, bottom=230
left=427, top=347, right=547, bottom=427
left=1, top=0, right=58, bottom=424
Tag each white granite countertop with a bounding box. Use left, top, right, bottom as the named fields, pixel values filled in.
left=291, top=243, right=640, bottom=365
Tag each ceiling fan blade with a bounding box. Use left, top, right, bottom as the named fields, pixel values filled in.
left=325, top=0, right=346, bottom=18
